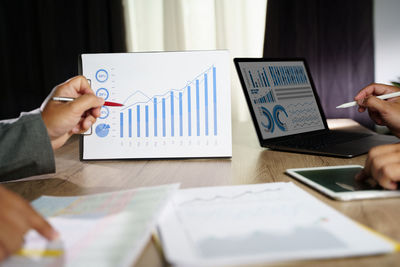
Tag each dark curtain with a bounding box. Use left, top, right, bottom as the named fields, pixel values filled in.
left=263, top=0, right=374, bottom=128
left=0, top=0, right=126, bottom=120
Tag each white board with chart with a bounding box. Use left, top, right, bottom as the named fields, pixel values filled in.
left=80, top=51, right=232, bottom=160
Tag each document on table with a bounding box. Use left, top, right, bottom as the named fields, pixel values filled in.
left=157, top=182, right=398, bottom=267
left=3, top=184, right=179, bottom=267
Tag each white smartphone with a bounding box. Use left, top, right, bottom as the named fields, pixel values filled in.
left=286, top=165, right=400, bottom=201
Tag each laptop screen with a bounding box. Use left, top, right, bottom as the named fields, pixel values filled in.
left=235, top=60, right=326, bottom=140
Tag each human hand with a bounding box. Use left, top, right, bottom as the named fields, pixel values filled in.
left=0, top=185, right=58, bottom=261
left=354, top=83, right=400, bottom=137
left=355, top=143, right=400, bottom=190
left=41, top=76, right=104, bottom=150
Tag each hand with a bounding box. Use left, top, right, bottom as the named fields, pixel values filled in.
left=0, top=185, right=58, bottom=261
left=355, top=143, right=400, bottom=190
left=41, top=76, right=104, bottom=150
left=354, top=83, right=400, bottom=137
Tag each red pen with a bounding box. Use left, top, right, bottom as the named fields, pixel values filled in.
left=52, top=97, right=123, bottom=107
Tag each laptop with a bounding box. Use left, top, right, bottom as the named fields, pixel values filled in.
left=234, top=58, right=399, bottom=158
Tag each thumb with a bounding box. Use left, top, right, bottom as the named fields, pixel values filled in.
left=69, top=94, right=104, bottom=115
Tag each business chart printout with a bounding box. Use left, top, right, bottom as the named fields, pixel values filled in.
left=158, top=182, right=396, bottom=266
left=81, top=51, right=232, bottom=160
left=4, top=184, right=178, bottom=267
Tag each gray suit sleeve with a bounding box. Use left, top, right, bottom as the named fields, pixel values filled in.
left=0, top=109, right=55, bottom=182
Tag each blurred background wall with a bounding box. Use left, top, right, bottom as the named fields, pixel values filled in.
left=1, top=0, right=398, bottom=129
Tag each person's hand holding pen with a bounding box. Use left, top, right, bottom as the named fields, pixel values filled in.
left=351, top=83, right=400, bottom=190
left=354, top=83, right=400, bottom=137
left=41, top=76, right=104, bottom=150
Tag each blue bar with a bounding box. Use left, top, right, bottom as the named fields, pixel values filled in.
left=145, top=105, right=149, bottom=137
left=299, top=67, right=304, bottom=83
left=188, top=86, right=191, bottom=136
left=120, top=112, right=123, bottom=138
left=162, top=98, right=166, bottom=137
left=297, top=66, right=303, bottom=83
left=284, top=67, right=289, bottom=84
left=300, top=67, right=305, bottom=83
left=269, top=66, right=277, bottom=86
left=137, top=105, right=140, bottom=137
left=128, top=109, right=132, bottom=138
left=289, top=67, right=294, bottom=84
left=267, top=92, right=271, bottom=103
left=249, top=71, right=256, bottom=87
left=301, top=67, right=308, bottom=83
left=179, top=92, right=183, bottom=136
left=295, top=67, right=301, bottom=84
left=213, top=67, right=217, bottom=136
left=284, top=67, right=289, bottom=85
left=276, top=67, right=282, bottom=85
left=261, top=73, right=268, bottom=88
left=279, top=67, right=286, bottom=85
left=263, top=68, right=270, bottom=87
left=289, top=67, right=295, bottom=84
left=204, top=73, right=209, bottom=136
left=278, top=67, right=282, bottom=84
left=153, top=98, right=157, bottom=137
left=170, top=91, right=174, bottom=137
left=258, top=71, right=264, bottom=87
left=196, top=79, right=200, bottom=136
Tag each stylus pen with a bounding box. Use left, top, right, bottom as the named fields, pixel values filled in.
left=336, top=91, right=400, bottom=109
left=52, top=97, right=123, bottom=107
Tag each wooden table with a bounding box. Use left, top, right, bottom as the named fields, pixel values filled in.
left=4, top=119, right=400, bottom=267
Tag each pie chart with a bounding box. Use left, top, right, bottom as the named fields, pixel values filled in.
left=95, top=124, right=110, bottom=138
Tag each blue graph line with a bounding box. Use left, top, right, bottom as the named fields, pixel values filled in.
left=121, top=65, right=214, bottom=110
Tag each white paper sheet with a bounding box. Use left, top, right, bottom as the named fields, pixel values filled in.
left=3, top=184, right=179, bottom=267
left=81, top=51, right=232, bottom=160
left=157, top=182, right=396, bottom=266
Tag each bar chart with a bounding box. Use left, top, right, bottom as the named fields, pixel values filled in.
left=245, top=68, right=271, bottom=88
left=253, top=90, right=276, bottom=104
left=268, top=65, right=308, bottom=86
left=119, top=66, right=218, bottom=139
left=81, top=51, right=232, bottom=159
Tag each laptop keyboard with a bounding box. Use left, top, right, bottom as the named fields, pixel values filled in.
left=274, top=131, right=372, bottom=150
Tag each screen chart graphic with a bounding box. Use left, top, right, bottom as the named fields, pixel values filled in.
left=239, top=61, right=325, bottom=139
left=81, top=51, right=231, bottom=159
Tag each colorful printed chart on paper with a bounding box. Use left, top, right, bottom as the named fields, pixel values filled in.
left=81, top=51, right=231, bottom=159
